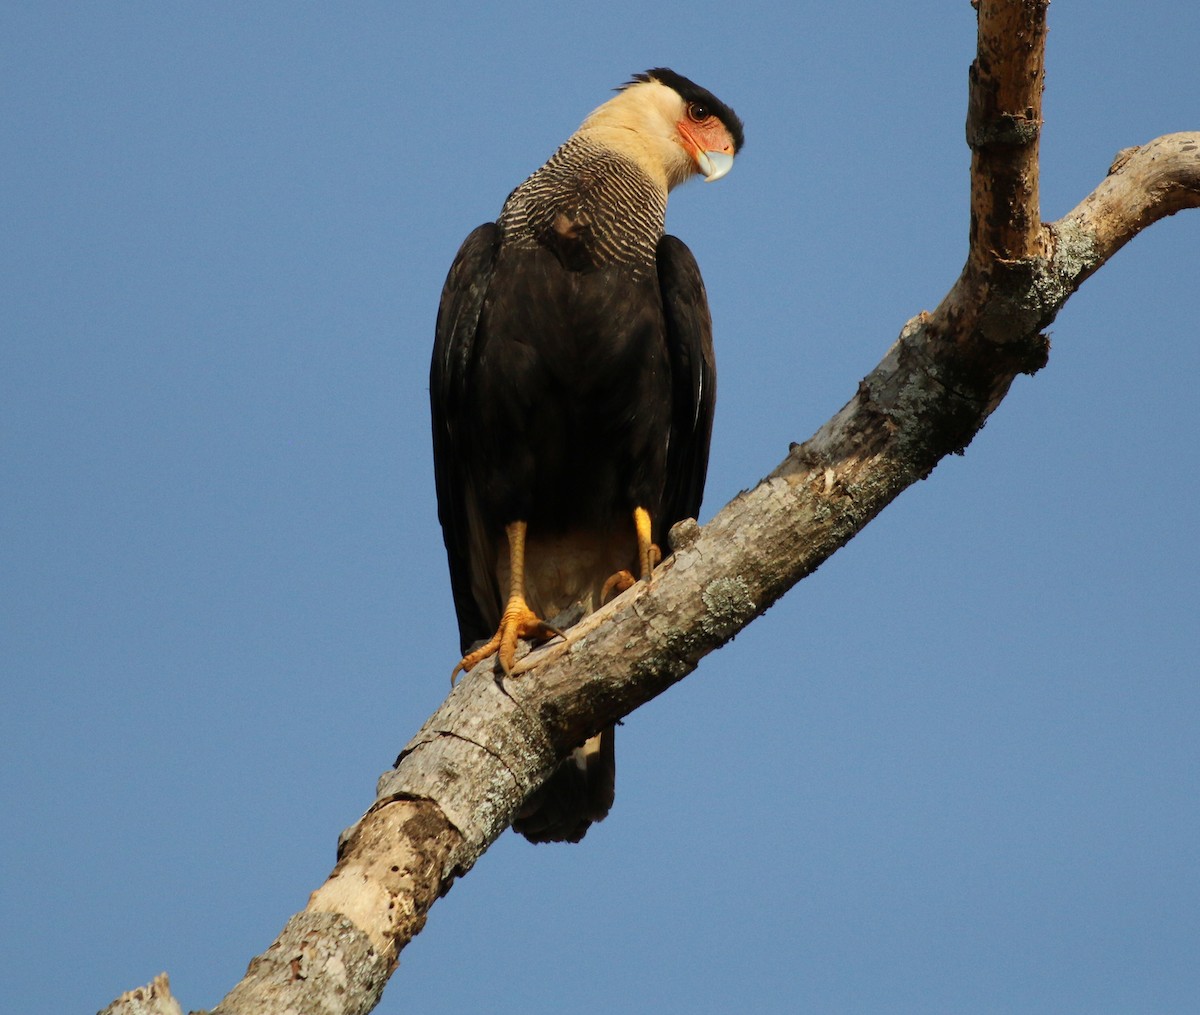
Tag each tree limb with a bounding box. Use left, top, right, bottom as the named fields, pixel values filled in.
left=1059, top=132, right=1200, bottom=287
left=968, top=0, right=1048, bottom=263
left=101, top=973, right=182, bottom=1015
left=107, top=3, right=1200, bottom=1012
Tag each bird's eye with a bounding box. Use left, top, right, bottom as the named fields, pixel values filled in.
left=687, top=102, right=710, bottom=122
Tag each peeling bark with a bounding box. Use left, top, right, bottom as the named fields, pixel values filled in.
left=100, top=973, right=182, bottom=1015
left=105, top=3, right=1200, bottom=1013
left=967, top=0, right=1048, bottom=263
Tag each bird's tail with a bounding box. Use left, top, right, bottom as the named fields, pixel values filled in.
left=512, top=726, right=615, bottom=844
left=506, top=534, right=631, bottom=843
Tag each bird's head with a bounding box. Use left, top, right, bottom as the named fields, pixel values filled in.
left=577, top=68, right=744, bottom=192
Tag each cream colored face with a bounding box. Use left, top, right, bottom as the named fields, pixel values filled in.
left=577, top=80, right=738, bottom=192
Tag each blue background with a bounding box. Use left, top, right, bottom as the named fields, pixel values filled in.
left=3, top=3, right=1197, bottom=1012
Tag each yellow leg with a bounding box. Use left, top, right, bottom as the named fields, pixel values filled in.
left=633, top=506, right=661, bottom=579
left=452, top=521, right=563, bottom=683
left=601, top=506, right=662, bottom=602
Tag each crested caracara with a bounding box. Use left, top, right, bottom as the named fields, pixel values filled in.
left=431, top=68, right=743, bottom=843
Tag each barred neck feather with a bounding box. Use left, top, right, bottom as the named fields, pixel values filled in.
left=498, top=135, right=667, bottom=274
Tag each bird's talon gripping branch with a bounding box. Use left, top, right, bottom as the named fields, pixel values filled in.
left=601, top=506, right=662, bottom=602
left=451, top=596, right=563, bottom=683
left=642, top=542, right=662, bottom=580
left=601, top=569, right=636, bottom=603
left=635, top=506, right=661, bottom=582
left=449, top=520, right=568, bottom=684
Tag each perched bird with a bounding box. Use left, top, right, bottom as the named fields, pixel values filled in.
left=430, top=69, right=743, bottom=843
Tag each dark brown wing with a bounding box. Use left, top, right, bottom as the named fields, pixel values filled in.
left=656, top=234, right=717, bottom=540
left=430, top=223, right=503, bottom=652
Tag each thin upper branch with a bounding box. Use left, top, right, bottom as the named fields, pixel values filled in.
left=967, top=0, right=1048, bottom=263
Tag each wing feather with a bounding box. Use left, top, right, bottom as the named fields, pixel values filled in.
left=656, top=234, right=717, bottom=537
left=430, top=223, right=503, bottom=652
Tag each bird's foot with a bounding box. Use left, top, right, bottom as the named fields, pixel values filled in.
left=600, top=541, right=661, bottom=604
left=601, top=569, right=636, bottom=603
left=632, top=506, right=661, bottom=583
left=451, top=597, right=564, bottom=684
left=639, top=540, right=662, bottom=581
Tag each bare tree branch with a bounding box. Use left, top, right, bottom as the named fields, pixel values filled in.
left=968, top=0, right=1048, bottom=263
left=107, top=3, right=1200, bottom=1012
left=1060, top=133, right=1200, bottom=286
left=101, top=973, right=182, bottom=1015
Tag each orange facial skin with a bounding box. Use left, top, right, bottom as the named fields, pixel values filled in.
left=676, top=102, right=737, bottom=176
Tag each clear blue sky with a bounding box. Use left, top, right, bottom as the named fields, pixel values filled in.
left=4, top=3, right=1198, bottom=1013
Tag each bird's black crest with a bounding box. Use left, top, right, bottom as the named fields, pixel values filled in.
left=624, top=68, right=745, bottom=152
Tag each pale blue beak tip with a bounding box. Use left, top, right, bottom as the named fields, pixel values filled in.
left=699, top=150, right=735, bottom=182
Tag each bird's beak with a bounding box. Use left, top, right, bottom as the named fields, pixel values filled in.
left=695, top=149, right=735, bottom=182
left=679, top=120, right=737, bottom=183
